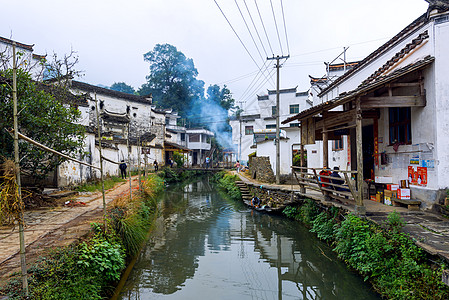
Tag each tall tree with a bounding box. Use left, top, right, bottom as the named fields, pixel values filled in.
left=110, top=82, right=135, bottom=94
left=206, top=84, right=235, bottom=111
left=0, top=69, right=85, bottom=181
left=138, top=44, right=204, bottom=117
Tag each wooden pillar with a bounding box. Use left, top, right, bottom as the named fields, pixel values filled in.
left=355, top=97, right=366, bottom=215
left=322, top=113, right=329, bottom=168
left=300, top=144, right=306, bottom=193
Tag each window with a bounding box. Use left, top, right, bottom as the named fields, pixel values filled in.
left=332, top=136, right=344, bottom=151
left=266, top=124, right=276, bottom=129
left=245, top=126, right=254, bottom=135
left=290, top=123, right=300, bottom=128
left=272, top=106, right=277, bottom=116
left=189, top=134, right=200, bottom=142
left=181, top=133, right=185, bottom=141
left=389, top=107, right=411, bottom=144
left=290, top=104, right=299, bottom=114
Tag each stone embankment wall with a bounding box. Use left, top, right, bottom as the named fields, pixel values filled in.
left=245, top=182, right=300, bottom=209
left=249, top=157, right=275, bottom=183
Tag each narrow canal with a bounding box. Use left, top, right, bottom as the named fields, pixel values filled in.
left=117, top=178, right=380, bottom=299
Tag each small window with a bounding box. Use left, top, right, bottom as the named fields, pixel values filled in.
left=189, top=134, right=200, bottom=142
left=266, top=124, right=276, bottom=129
left=389, top=107, right=411, bottom=144
left=181, top=133, right=186, bottom=141
left=290, top=104, right=299, bottom=114
left=290, top=123, right=300, bottom=128
left=245, top=126, right=254, bottom=135
left=332, top=136, right=344, bottom=151
left=272, top=106, right=277, bottom=116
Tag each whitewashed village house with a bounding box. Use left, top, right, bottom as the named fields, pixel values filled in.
left=230, top=87, right=311, bottom=175
left=283, top=1, right=449, bottom=210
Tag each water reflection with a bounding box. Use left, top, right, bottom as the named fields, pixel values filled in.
left=119, top=179, right=379, bottom=299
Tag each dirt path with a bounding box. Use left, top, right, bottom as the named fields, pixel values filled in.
left=0, top=177, right=140, bottom=287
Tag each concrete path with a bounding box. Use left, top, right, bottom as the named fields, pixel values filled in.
left=236, top=171, right=449, bottom=262
left=0, top=177, right=139, bottom=286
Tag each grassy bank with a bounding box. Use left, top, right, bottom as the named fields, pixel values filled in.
left=211, top=171, right=241, bottom=201
left=283, top=199, right=449, bottom=299
left=0, top=174, right=164, bottom=300
left=76, top=176, right=125, bottom=192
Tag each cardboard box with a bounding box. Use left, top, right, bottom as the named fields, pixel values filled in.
left=384, top=196, right=392, bottom=206
left=375, top=176, right=393, bottom=184
left=397, top=188, right=411, bottom=200
left=384, top=190, right=393, bottom=197
left=370, top=195, right=376, bottom=201
left=386, top=184, right=400, bottom=191
left=392, top=191, right=398, bottom=198
left=376, top=193, right=384, bottom=203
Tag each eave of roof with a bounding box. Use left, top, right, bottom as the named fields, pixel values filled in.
left=164, top=141, right=191, bottom=152
left=318, top=12, right=429, bottom=97
left=0, top=36, right=34, bottom=51
left=71, top=81, right=152, bottom=104
left=283, top=56, right=434, bottom=124
left=35, top=82, right=89, bottom=107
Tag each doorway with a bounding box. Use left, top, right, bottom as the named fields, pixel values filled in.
left=362, top=125, right=375, bottom=180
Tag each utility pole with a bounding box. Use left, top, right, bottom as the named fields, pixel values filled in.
left=267, top=55, right=289, bottom=184
left=127, top=122, right=132, bottom=201
left=12, top=42, right=29, bottom=297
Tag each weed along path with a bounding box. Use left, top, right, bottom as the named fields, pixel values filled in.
left=0, top=176, right=140, bottom=286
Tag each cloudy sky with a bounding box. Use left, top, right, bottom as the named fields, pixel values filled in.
left=2, top=0, right=428, bottom=109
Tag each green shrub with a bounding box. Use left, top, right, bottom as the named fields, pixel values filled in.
left=217, top=173, right=241, bottom=201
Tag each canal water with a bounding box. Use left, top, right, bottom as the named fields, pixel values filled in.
left=118, top=178, right=380, bottom=300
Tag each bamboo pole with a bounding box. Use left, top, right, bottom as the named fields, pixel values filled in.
left=12, top=42, right=29, bottom=297
left=138, top=137, right=142, bottom=192
left=94, top=93, right=107, bottom=228
left=127, top=122, right=132, bottom=201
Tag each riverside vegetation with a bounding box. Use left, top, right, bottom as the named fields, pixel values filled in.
left=0, top=174, right=164, bottom=299
left=210, top=171, right=449, bottom=299
left=283, top=200, right=449, bottom=299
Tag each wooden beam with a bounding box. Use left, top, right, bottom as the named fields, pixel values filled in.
left=360, top=95, right=426, bottom=108
left=322, top=112, right=329, bottom=168
left=388, top=82, right=420, bottom=88
left=316, top=109, right=355, bottom=129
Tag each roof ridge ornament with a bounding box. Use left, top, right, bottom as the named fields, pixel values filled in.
left=425, top=0, right=449, bottom=15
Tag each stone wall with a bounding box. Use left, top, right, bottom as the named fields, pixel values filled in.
left=249, top=156, right=275, bottom=183
left=246, top=183, right=300, bottom=210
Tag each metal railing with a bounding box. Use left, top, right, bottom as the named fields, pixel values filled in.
left=291, top=166, right=359, bottom=203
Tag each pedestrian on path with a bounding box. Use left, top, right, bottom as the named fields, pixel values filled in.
left=235, top=160, right=241, bottom=173
left=205, top=156, right=210, bottom=169
left=119, top=160, right=127, bottom=179
left=154, top=160, right=158, bottom=172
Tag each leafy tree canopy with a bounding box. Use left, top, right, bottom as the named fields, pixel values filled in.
left=138, top=43, right=205, bottom=117
left=206, top=84, right=235, bottom=111
left=0, top=69, right=85, bottom=181
left=110, top=82, right=135, bottom=94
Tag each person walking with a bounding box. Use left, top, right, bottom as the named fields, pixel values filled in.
left=235, top=160, right=241, bottom=173
left=153, top=160, right=158, bottom=172
left=119, top=160, right=127, bottom=179
left=205, top=156, right=210, bottom=169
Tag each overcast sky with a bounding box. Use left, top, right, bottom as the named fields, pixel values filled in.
left=2, top=0, right=429, bottom=110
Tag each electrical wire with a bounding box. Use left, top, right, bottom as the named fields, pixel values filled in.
left=280, top=0, right=290, bottom=55
left=254, top=0, right=274, bottom=56
left=234, top=0, right=265, bottom=63
left=213, top=0, right=274, bottom=87
left=243, top=0, right=269, bottom=59
left=269, top=0, right=284, bottom=55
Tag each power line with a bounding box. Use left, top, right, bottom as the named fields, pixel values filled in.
left=234, top=0, right=265, bottom=63
left=280, top=0, right=290, bottom=55
left=213, top=0, right=271, bottom=83
left=254, top=0, right=274, bottom=56
left=243, top=0, right=269, bottom=58
left=269, top=0, right=284, bottom=55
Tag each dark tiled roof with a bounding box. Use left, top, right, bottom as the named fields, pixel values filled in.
left=257, top=95, right=269, bottom=100
left=71, top=81, right=152, bottom=104
left=309, top=75, right=328, bottom=85
left=0, top=36, right=34, bottom=51
left=101, top=109, right=130, bottom=123
left=327, top=61, right=360, bottom=71
left=360, top=31, right=429, bottom=86
left=283, top=56, right=434, bottom=124
left=35, top=82, right=88, bottom=107
left=140, top=132, right=156, bottom=142
left=268, top=87, right=297, bottom=95
left=164, top=141, right=191, bottom=152
left=32, top=53, right=46, bottom=60
left=296, top=91, right=308, bottom=97
left=318, top=12, right=429, bottom=97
